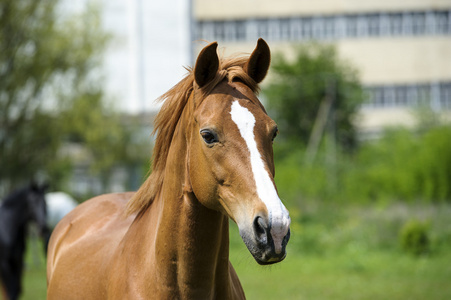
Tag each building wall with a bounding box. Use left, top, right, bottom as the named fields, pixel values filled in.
left=201, top=37, right=451, bottom=85
left=193, top=0, right=451, bottom=133
left=337, top=37, right=451, bottom=85
left=195, top=0, right=451, bottom=19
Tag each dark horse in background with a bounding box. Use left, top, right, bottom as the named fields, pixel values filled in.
left=0, top=183, right=49, bottom=300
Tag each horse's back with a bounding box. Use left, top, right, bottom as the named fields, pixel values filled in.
left=47, top=192, right=135, bottom=299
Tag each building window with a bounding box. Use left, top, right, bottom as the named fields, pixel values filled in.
left=280, top=19, right=291, bottom=40
left=368, top=14, right=380, bottom=36
left=196, top=10, right=451, bottom=42
left=246, top=19, right=259, bottom=40
left=440, top=82, right=451, bottom=109
left=290, top=17, right=302, bottom=40
left=389, top=13, right=403, bottom=36
left=412, top=12, right=426, bottom=35
left=402, top=13, right=413, bottom=35
left=224, top=21, right=235, bottom=41
left=302, top=17, right=313, bottom=39
left=257, top=19, right=269, bottom=39
left=236, top=20, right=246, bottom=40
left=324, top=16, right=336, bottom=39
left=346, top=15, right=358, bottom=37
left=364, top=82, right=451, bottom=109
left=268, top=19, right=280, bottom=41
left=436, top=11, right=451, bottom=33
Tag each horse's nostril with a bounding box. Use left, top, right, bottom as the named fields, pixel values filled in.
left=283, top=229, right=291, bottom=246
left=253, top=216, right=268, bottom=241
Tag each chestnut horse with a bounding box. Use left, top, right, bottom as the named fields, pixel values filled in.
left=47, top=39, right=290, bottom=299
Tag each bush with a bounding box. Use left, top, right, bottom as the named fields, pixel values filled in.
left=265, top=43, right=365, bottom=151
left=399, top=220, right=430, bottom=255
left=273, top=124, right=451, bottom=205
left=353, top=126, right=451, bottom=203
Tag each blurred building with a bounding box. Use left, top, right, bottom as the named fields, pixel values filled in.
left=193, top=0, right=451, bottom=136
left=61, top=0, right=192, bottom=114
left=100, top=0, right=192, bottom=114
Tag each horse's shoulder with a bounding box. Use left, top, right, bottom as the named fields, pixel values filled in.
left=48, top=192, right=133, bottom=248
left=84, top=191, right=135, bottom=208
left=65, top=191, right=133, bottom=217
left=47, top=192, right=136, bottom=287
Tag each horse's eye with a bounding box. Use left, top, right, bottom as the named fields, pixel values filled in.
left=272, top=127, right=279, bottom=142
left=200, top=130, right=218, bottom=145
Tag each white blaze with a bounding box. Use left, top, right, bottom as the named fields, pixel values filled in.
left=230, top=101, right=290, bottom=253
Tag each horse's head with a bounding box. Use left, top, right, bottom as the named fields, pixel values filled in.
left=188, top=39, right=290, bottom=265
left=27, top=182, right=48, bottom=234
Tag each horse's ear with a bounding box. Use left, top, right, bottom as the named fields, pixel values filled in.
left=30, top=180, right=49, bottom=193
left=244, top=38, right=271, bottom=84
left=30, top=181, right=39, bottom=191
left=194, top=42, right=219, bottom=88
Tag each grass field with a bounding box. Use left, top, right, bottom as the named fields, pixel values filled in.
left=231, top=243, right=451, bottom=300
left=19, top=202, right=451, bottom=300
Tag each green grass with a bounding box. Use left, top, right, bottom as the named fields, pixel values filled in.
left=231, top=244, right=451, bottom=300
left=20, top=237, right=47, bottom=300
left=21, top=247, right=451, bottom=300
left=21, top=265, right=47, bottom=300
left=20, top=203, right=451, bottom=300
left=230, top=202, right=451, bottom=300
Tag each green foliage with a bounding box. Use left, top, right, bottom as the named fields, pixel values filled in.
left=273, top=123, right=451, bottom=205
left=0, top=0, right=147, bottom=192
left=399, top=220, right=430, bottom=255
left=351, top=125, right=451, bottom=203
left=264, top=43, right=365, bottom=150
left=60, top=94, right=122, bottom=172
left=0, top=0, right=102, bottom=189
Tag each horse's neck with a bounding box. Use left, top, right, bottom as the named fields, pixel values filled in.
left=152, top=188, right=231, bottom=297
left=123, top=109, right=234, bottom=298
left=159, top=128, right=233, bottom=297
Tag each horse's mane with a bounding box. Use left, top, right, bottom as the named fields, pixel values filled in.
left=125, top=55, right=261, bottom=216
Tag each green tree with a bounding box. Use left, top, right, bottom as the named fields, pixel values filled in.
left=0, top=0, right=140, bottom=193
left=264, top=43, right=365, bottom=152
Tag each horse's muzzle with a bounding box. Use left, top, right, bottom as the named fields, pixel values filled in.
left=240, top=215, right=291, bottom=265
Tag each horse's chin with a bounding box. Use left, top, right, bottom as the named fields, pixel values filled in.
left=239, top=229, right=288, bottom=265
left=252, top=252, right=287, bottom=265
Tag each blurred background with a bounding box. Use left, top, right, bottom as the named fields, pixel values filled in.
left=1, top=0, right=450, bottom=299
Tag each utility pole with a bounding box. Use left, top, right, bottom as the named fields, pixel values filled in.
left=305, top=77, right=336, bottom=164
